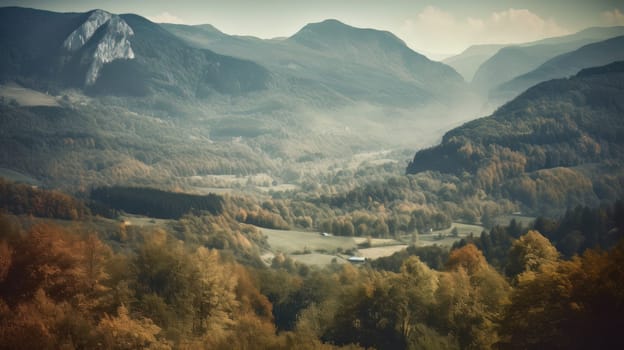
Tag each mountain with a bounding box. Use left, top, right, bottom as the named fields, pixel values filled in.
left=491, top=35, right=624, bottom=103
left=443, top=44, right=506, bottom=82
left=407, top=61, right=624, bottom=215
left=163, top=19, right=468, bottom=107
left=289, top=19, right=459, bottom=81
left=0, top=7, right=270, bottom=97
left=471, top=26, right=624, bottom=96
left=0, top=8, right=481, bottom=191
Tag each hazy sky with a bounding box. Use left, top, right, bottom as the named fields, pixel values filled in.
left=2, top=0, right=623, bottom=57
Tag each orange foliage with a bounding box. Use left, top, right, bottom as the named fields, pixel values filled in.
left=446, top=243, right=489, bottom=274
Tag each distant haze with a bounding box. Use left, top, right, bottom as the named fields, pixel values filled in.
left=1, top=0, right=623, bottom=57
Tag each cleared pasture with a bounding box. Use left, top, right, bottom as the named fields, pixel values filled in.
left=0, top=168, right=41, bottom=185
left=291, top=253, right=347, bottom=266
left=415, top=222, right=485, bottom=247
left=118, top=214, right=171, bottom=227
left=260, top=227, right=357, bottom=254
left=493, top=214, right=536, bottom=227
left=359, top=245, right=409, bottom=259
left=0, top=84, right=59, bottom=106
left=353, top=237, right=401, bottom=247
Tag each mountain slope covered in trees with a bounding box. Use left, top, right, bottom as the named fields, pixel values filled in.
left=408, top=61, right=624, bottom=215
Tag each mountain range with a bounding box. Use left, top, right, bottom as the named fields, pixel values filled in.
left=443, top=44, right=506, bottom=82
left=0, top=7, right=471, bottom=109
left=163, top=18, right=469, bottom=108
left=470, top=26, right=624, bottom=92
left=491, top=35, right=624, bottom=103
left=2, top=6, right=624, bottom=194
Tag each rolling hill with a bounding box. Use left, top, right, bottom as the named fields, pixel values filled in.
left=408, top=61, right=624, bottom=215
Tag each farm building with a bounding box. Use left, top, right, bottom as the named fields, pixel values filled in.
left=347, top=256, right=366, bottom=263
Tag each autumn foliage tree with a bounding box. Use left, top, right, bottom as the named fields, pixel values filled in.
left=499, top=240, right=624, bottom=349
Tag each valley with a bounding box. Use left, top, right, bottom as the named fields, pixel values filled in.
left=1, top=4, right=624, bottom=350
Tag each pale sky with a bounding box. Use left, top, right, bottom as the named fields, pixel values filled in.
left=2, top=0, right=623, bottom=57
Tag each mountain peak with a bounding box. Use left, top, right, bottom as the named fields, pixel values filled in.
left=290, top=18, right=407, bottom=53
left=62, top=9, right=135, bottom=86
left=63, top=9, right=112, bottom=51
left=85, top=15, right=135, bottom=86
left=306, top=18, right=349, bottom=29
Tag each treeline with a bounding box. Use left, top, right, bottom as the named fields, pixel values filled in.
left=251, top=170, right=512, bottom=237
left=3, top=195, right=624, bottom=348
left=90, top=186, right=224, bottom=219
left=267, top=231, right=624, bottom=350
left=0, top=178, right=89, bottom=219
left=452, top=200, right=624, bottom=270
left=0, top=215, right=350, bottom=349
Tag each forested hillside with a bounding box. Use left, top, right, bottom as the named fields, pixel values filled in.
left=1, top=184, right=624, bottom=349
left=408, top=62, right=624, bottom=215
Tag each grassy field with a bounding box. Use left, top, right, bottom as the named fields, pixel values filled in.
left=353, top=237, right=402, bottom=247
left=291, top=253, right=347, bottom=266
left=118, top=214, right=171, bottom=227
left=260, top=227, right=357, bottom=254
left=261, top=227, right=420, bottom=266
left=260, top=223, right=486, bottom=266
left=415, top=222, right=485, bottom=247
left=493, top=214, right=536, bottom=227
left=359, top=245, right=409, bottom=259
left=0, top=84, right=59, bottom=107
left=0, top=168, right=41, bottom=185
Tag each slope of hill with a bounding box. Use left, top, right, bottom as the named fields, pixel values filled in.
left=407, top=61, right=624, bottom=215
left=443, top=44, right=506, bottom=82
left=0, top=98, right=284, bottom=190
left=471, top=26, right=624, bottom=96
left=491, top=35, right=624, bottom=103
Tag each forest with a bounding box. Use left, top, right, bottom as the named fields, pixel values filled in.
left=1, top=179, right=623, bottom=349
left=407, top=64, right=624, bottom=216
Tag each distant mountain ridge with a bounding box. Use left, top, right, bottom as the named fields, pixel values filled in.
left=163, top=18, right=468, bottom=107
left=0, top=7, right=473, bottom=110
left=443, top=44, right=506, bottom=81
left=491, top=35, right=624, bottom=103
left=471, top=26, right=624, bottom=95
